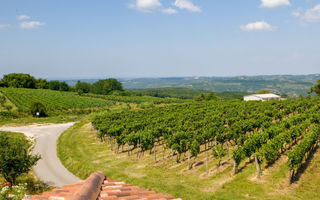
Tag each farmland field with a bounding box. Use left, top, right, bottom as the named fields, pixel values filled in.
left=0, top=88, right=114, bottom=112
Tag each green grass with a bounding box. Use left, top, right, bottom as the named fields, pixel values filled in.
left=57, top=121, right=320, bottom=200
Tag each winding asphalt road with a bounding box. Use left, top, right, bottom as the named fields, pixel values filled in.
left=0, top=123, right=81, bottom=187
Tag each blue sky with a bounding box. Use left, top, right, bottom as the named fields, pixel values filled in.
left=0, top=0, right=319, bottom=78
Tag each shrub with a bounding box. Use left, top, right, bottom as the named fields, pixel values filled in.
left=30, top=101, right=47, bottom=117
left=0, top=133, right=41, bottom=186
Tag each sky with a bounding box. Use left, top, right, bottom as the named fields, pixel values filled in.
left=0, top=0, right=320, bottom=79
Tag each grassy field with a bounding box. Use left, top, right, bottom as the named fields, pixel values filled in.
left=58, top=121, right=320, bottom=200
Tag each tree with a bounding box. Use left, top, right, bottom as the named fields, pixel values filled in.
left=59, top=81, right=70, bottom=91
left=257, top=89, right=271, bottom=94
left=194, top=93, right=205, bottom=101
left=0, top=133, right=41, bottom=186
left=205, top=91, right=218, bottom=101
left=48, top=81, right=60, bottom=90
left=75, top=81, right=91, bottom=94
left=36, top=79, right=49, bottom=89
left=30, top=101, right=47, bottom=117
left=310, top=80, right=320, bottom=96
left=0, top=73, right=37, bottom=89
left=91, top=79, right=123, bottom=95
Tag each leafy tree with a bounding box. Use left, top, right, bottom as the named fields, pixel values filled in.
left=59, top=81, right=70, bottom=91
left=75, top=81, right=91, bottom=94
left=0, top=73, right=37, bottom=89
left=91, top=78, right=123, bottom=95
left=310, top=80, right=320, bottom=96
left=0, top=133, right=41, bottom=186
left=30, top=101, right=47, bottom=117
left=194, top=93, right=205, bottom=101
left=48, top=81, right=61, bottom=90
left=205, top=91, right=218, bottom=101
left=36, top=79, right=49, bottom=89
left=257, top=89, right=271, bottom=94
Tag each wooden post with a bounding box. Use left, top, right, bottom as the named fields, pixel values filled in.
left=115, top=140, right=117, bottom=154
left=254, top=153, right=260, bottom=178
left=233, top=160, right=236, bottom=175
left=154, top=145, right=157, bottom=162
left=137, top=140, right=140, bottom=158
left=288, top=170, right=292, bottom=184
left=163, top=145, right=165, bottom=160
left=127, top=143, right=130, bottom=156
left=206, top=151, right=209, bottom=174
left=171, top=150, right=174, bottom=166
left=111, top=136, right=113, bottom=151
left=188, top=149, right=191, bottom=170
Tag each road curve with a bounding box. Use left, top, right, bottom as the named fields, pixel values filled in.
left=0, top=122, right=81, bottom=187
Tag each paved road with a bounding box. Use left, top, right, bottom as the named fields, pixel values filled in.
left=0, top=123, right=81, bottom=187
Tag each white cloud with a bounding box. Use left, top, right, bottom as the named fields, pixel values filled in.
left=17, top=15, right=31, bottom=20
left=0, top=24, right=11, bottom=29
left=292, top=9, right=302, bottom=17
left=260, top=0, right=291, bottom=8
left=162, top=7, right=178, bottom=14
left=241, top=21, right=276, bottom=31
left=302, top=4, right=320, bottom=22
left=128, top=0, right=162, bottom=13
left=173, top=0, right=201, bottom=13
left=20, top=21, right=45, bottom=29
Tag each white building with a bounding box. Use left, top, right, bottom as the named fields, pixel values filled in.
left=244, top=93, right=281, bottom=101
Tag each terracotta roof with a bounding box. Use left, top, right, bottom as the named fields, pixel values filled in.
left=25, top=171, right=181, bottom=200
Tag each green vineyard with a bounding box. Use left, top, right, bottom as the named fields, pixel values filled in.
left=92, top=97, right=320, bottom=180
left=0, top=88, right=113, bottom=112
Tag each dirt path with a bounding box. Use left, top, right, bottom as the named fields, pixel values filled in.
left=0, top=123, right=81, bottom=187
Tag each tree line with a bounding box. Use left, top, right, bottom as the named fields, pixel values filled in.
left=0, top=73, right=124, bottom=95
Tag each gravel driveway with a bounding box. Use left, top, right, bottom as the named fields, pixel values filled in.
left=0, top=122, right=81, bottom=187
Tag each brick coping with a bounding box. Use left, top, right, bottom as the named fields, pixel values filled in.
left=26, top=171, right=182, bottom=200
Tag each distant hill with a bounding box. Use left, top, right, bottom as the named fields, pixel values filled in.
left=64, top=74, right=320, bottom=97
left=129, top=87, right=252, bottom=100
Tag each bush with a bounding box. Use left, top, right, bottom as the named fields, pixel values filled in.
left=0, top=96, right=5, bottom=106
left=0, top=133, right=41, bottom=186
left=0, top=183, right=27, bottom=200
left=30, top=101, right=47, bottom=117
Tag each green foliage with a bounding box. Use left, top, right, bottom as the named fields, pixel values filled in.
left=288, top=125, right=320, bottom=170
left=0, top=88, right=115, bottom=115
left=190, top=140, right=200, bottom=157
left=91, top=78, right=123, bottom=95
left=0, top=132, right=41, bottom=186
left=92, top=96, right=320, bottom=172
left=205, top=91, right=218, bottom=101
left=30, top=101, right=47, bottom=117
left=212, top=144, right=226, bottom=166
left=257, top=89, right=271, bottom=94
left=49, top=81, right=70, bottom=91
left=0, top=184, right=27, bottom=200
left=35, top=79, right=49, bottom=89
left=75, top=81, right=91, bottom=94
left=0, top=95, right=5, bottom=106
left=0, top=73, right=37, bottom=89
left=310, top=80, right=320, bottom=96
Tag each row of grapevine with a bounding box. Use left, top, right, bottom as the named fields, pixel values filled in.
left=92, top=97, right=320, bottom=176
left=288, top=125, right=320, bottom=181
